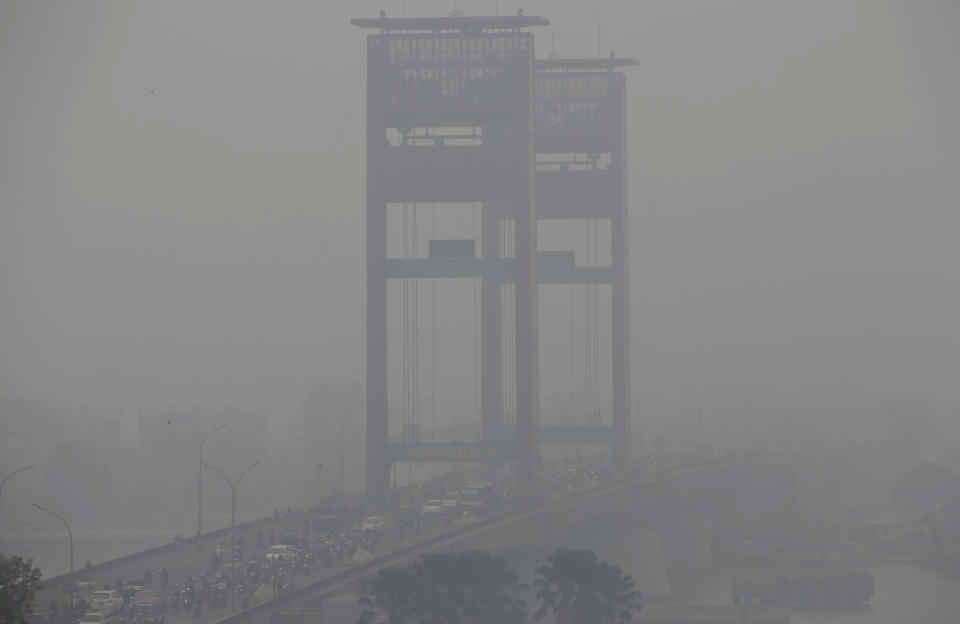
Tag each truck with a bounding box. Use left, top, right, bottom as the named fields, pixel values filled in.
left=459, top=482, right=496, bottom=512
left=90, top=590, right=123, bottom=615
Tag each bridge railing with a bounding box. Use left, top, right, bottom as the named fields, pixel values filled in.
left=41, top=512, right=294, bottom=589
left=210, top=501, right=547, bottom=624
left=210, top=474, right=664, bottom=624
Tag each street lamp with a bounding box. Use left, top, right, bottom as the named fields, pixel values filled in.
left=632, top=391, right=642, bottom=457
left=0, top=465, right=35, bottom=523
left=202, top=459, right=260, bottom=611
left=543, top=395, right=572, bottom=425
left=338, top=402, right=366, bottom=498
left=451, top=392, right=477, bottom=438
left=197, top=423, right=227, bottom=543
left=315, top=463, right=324, bottom=507
left=691, top=387, right=703, bottom=449
left=33, top=503, right=72, bottom=575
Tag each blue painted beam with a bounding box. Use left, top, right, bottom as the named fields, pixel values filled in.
left=388, top=441, right=516, bottom=462
left=384, top=259, right=612, bottom=283
left=540, top=425, right=614, bottom=444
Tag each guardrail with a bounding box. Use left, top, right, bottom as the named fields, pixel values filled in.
left=38, top=486, right=415, bottom=589
left=211, top=475, right=661, bottom=624
left=211, top=500, right=546, bottom=624
left=40, top=514, right=283, bottom=588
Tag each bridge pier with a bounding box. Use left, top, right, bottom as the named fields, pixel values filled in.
left=658, top=512, right=713, bottom=574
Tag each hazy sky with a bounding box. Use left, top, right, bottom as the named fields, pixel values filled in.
left=2, top=1, right=958, bottom=419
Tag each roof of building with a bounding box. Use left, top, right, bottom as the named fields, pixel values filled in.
left=351, top=15, right=549, bottom=31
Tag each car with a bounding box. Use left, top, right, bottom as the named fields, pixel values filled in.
left=132, top=596, right=165, bottom=624
left=90, top=590, right=123, bottom=614
left=134, top=589, right=161, bottom=600
left=265, top=544, right=294, bottom=562
left=80, top=612, right=110, bottom=624
left=361, top=516, right=387, bottom=533
left=459, top=481, right=495, bottom=511
left=126, top=579, right=148, bottom=592
left=421, top=499, right=444, bottom=517
left=441, top=491, right=460, bottom=511
left=120, top=578, right=148, bottom=600
left=280, top=527, right=305, bottom=545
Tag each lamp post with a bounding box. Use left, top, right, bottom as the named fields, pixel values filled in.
left=543, top=395, right=572, bottom=425
left=0, top=465, right=34, bottom=523
left=632, top=391, right=642, bottom=457
left=33, top=503, right=72, bottom=575
left=691, top=387, right=703, bottom=449
left=338, top=402, right=366, bottom=498
left=202, top=459, right=260, bottom=611
left=451, top=392, right=476, bottom=440
left=315, top=463, right=324, bottom=507
left=197, top=423, right=227, bottom=544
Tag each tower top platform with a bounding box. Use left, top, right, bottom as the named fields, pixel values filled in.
left=535, top=57, right=639, bottom=71
left=351, top=14, right=549, bottom=32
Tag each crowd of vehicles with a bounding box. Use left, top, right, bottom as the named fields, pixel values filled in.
left=52, top=572, right=170, bottom=624
left=41, top=459, right=622, bottom=624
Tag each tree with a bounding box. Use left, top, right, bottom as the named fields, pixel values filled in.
left=358, top=551, right=527, bottom=624
left=358, top=565, right=423, bottom=624
left=534, top=549, right=642, bottom=624
left=0, top=554, right=42, bottom=624
left=44, top=440, right=111, bottom=527
left=892, top=461, right=960, bottom=514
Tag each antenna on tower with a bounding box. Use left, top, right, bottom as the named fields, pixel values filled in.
left=597, top=8, right=602, bottom=57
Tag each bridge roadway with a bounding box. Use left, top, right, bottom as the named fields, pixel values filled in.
left=208, top=456, right=794, bottom=624
left=207, top=473, right=665, bottom=624
left=35, top=456, right=787, bottom=624
left=34, top=471, right=652, bottom=623
left=33, top=508, right=324, bottom=615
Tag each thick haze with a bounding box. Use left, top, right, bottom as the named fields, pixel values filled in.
left=2, top=0, right=959, bottom=430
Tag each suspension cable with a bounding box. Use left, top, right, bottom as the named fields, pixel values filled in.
left=472, top=202, right=481, bottom=441
left=431, top=203, right=438, bottom=443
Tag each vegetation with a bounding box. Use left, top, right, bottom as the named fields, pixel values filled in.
left=533, top=549, right=642, bottom=624
left=357, top=548, right=642, bottom=624
left=358, top=550, right=526, bottom=624
left=892, top=461, right=960, bottom=514
left=0, top=554, right=43, bottom=624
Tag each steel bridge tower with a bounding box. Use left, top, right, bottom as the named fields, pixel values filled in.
left=352, top=14, right=548, bottom=502
left=533, top=56, right=637, bottom=470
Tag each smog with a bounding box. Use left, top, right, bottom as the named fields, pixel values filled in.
left=2, top=2, right=959, bottom=623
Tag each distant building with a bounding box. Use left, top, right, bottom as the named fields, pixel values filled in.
left=302, top=382, right=362, bottom=492
left=206, top=406, right=268, bottom=472
left=0, top=397, right=67, bottom=465
left=139, top=411, right=203, bottom=455
left=302, top=382, right=361, bottom=448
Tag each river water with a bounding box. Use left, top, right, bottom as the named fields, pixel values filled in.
left=672, top=563, right=960, bottom=624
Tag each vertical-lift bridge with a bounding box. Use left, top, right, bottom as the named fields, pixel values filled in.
left=352, top=14, right=636, bottom=501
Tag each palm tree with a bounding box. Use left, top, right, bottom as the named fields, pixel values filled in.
left=534, top=549, right=642, bottom=624
left=358, top=566, right=422, bottom=624
left=358, top=551, right=526, bottom=624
